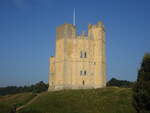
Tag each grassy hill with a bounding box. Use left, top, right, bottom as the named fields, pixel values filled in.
left=0, top=93, right=36, bottom=113
left=17, top=87, right=136, bottom=113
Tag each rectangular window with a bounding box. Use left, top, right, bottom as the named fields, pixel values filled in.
left=80, top=51, right=82, bottom=58
left=84, top=70, right=86, bottom=75
left=80, top=70, right=87, bottom=76
left=80, top=70, right=82, bottom=75
left=80, top=51, right=87, bottom=58
left=84, top=52, right=87, bottom=58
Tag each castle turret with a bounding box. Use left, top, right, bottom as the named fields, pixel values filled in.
left=48, top=56, right=55, bottom=91
left=88, top=21, right=106, bottom=87
left=55, top=24, right=76, bottom=59
left=51, top=24, right=76, bottom=90
left=56, top=24, right=76, bottom=40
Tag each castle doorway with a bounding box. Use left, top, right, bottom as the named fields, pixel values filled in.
left=82, top=80, right=85, bottom=85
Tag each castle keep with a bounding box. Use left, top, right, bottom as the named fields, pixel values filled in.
left=48, top=21, right=106, bottom=91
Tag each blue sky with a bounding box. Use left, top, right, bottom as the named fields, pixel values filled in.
left=0, top=0, right=150, bottom=86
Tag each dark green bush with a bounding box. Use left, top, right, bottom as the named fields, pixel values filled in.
left=133, top=53, right=150, bottom=113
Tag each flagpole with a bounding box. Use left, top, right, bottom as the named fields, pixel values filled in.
left=73, top=8, right=75, bottom=26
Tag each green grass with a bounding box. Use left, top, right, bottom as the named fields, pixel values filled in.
left=0, top=93, right=36, bottom=113
left=18, top=87, right=136, bottom=113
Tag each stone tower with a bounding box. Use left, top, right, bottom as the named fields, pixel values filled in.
left=48, top=21, right=106, bottom=91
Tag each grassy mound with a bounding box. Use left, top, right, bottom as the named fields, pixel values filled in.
left=18, top=87, right=136, bottom=113
left=0, top=93, right=36, bottom=113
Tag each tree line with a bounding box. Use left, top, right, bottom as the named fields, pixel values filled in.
left=0, top=81, right=48, bottom=96
left=107, top=77, right=134, bottom=87
left=0, top=78, right=134, bottom=96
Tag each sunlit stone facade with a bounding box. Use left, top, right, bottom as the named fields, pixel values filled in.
left=48, top=21, right=106, bottom=91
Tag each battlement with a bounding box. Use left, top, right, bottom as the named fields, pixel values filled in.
left=56, top=21, right=105, bottom=40
left=88, top=21, right=104, bottom=29
left=56, top=23, right=76, bottom=40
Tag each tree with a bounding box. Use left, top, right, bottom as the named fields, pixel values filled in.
left=107, top=78, right=133, bottom=87
left=133, top=53, right=150, bottom=113
left=32, top=81, right=48, bottom=93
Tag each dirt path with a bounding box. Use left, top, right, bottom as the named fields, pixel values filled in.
left=16, top=94, right=39, bottom=111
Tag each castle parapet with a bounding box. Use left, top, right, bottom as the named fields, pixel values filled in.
left=56, top=23, right=76, bottom=40
left=88, top=21, right=104, bottom=29
left=88, top=21, right=105, bottom=40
